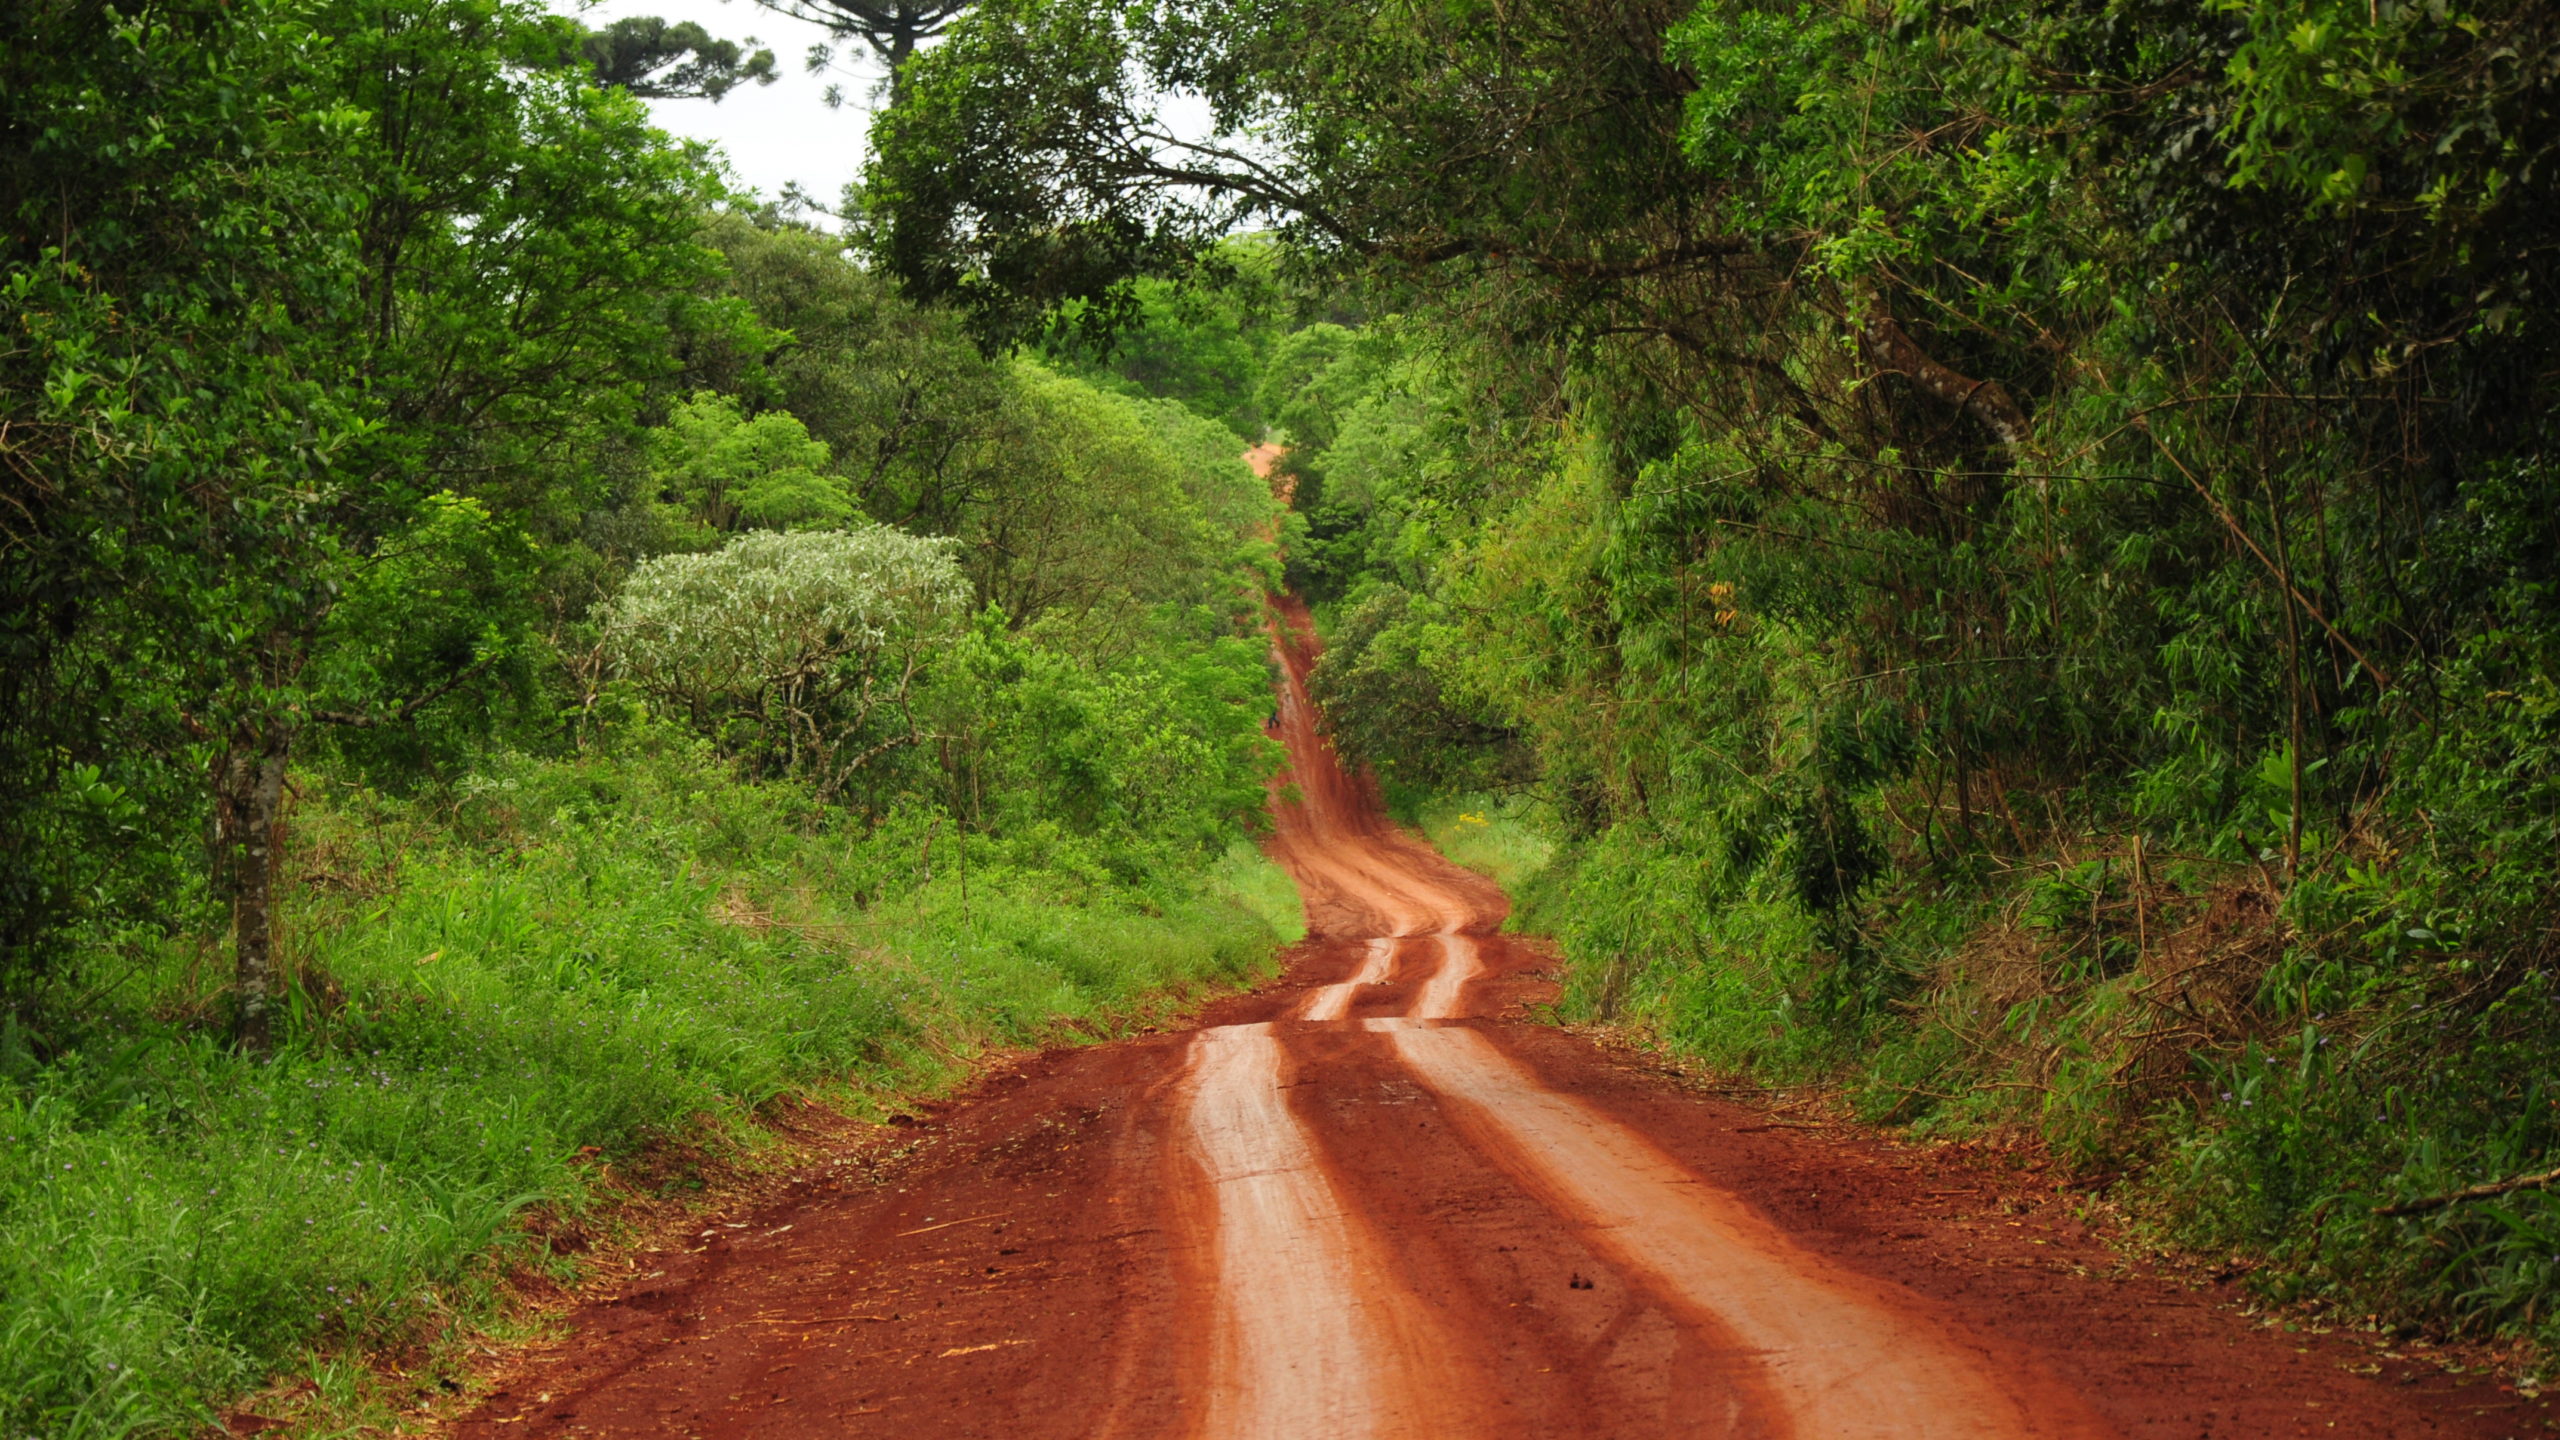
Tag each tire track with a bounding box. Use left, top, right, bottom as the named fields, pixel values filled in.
left=1406, top=933, right=1483, bottom=1021
left=1298, top=937, right=1399, bottom=1022
left=1178, top=1021, right=1457, bottom=1439
left=1370, top=1016, right=2105, bottom=1439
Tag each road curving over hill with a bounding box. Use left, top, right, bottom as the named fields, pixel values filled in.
left=1211, top=597, right=2104, bottom=1440
left=449, top=593, right=2558, bottom=1440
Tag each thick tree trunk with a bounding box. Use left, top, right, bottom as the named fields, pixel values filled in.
left=215, top=721, right=293, bottom=1052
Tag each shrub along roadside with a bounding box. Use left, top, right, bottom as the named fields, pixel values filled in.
left=1396, top=780, right=2560, bottom=1371
left=0, top=731, right=1298, bottom=1440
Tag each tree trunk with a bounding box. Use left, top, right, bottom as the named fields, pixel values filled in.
left=215, top=719, right=293, bottom=1052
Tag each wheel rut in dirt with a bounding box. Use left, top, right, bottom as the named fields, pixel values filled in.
left=449, top=594, right=2559, bottom=1438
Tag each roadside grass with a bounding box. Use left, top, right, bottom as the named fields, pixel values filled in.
left=1209, top=838, right=1310, bottom=948
left=1406, top=792, right=1557, bottom=901
left=0, top=734, right=1295, bottom=1440
left=1434, top=786, right=2560, bottom=1369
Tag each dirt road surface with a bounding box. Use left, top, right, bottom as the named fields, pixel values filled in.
left=450, top=597, right=2559, bottom=1438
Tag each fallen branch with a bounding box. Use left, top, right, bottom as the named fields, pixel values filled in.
left=895, top=1211, right=1006, bottom=1238
left=2375, top=1165, right=2560, bottom=1217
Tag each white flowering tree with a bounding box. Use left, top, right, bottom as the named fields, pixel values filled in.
left=603, top=527, right=972, bottom=800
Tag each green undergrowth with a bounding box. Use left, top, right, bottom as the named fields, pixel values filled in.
left=0, top=733, right=1295, bottom=1439
left=1407, top=778, right=2560, bottom=1369
left=1403, top=791, right=1559, bottom=911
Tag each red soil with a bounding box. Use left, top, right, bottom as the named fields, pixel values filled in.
left=447, top=595, right=2559, bottom=1438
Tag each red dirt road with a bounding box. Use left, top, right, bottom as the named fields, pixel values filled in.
left=451, top=600, right=2559, bottom=1438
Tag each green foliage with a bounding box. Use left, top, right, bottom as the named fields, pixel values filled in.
left=648, top=392, right=850, bottom=533
left=1255, top=324, right=1386, bottom=457
left=861, top=0, right=2560, bottom=1350
left=0, top=0, right=373, bottom=995
left=662, top=220, right=1284, bottom=648
left=312, top=494, right=546, bottom=788
left=576, top=16, right=778, bottom=101
left=925, top=612, right=1281, bottom=867
left=0, top=0, right=727, bottom=1023
left=675, top=215, right=1015, bottom=538
left=1050, top=241, right=1291, bottom=437
left=975, top=361, right=1273, bottom=648
left=1, top=0, right=1289, bottom=1020
left=1306, top=586, right=1526, bottom=794
left=1411, top=795, right=1558, bottom=900
left=602, top=526, right=971, bottom=799
left=864, top=0, right=1707, bottom=352
left=859, top=0, right=1212, bottom=348
left=3, top=1, right=1300, bottom=1427
left=0, top=731, right=1294, bottom=1437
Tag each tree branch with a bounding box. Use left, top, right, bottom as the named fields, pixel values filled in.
left=312, top=650, right=501, bottom=728
left=1862, top=312, right=2030, bottom=446
left=2138, top=423, right=2395, bottom=690
left=2376, top=1164, right=2560, bottom=1218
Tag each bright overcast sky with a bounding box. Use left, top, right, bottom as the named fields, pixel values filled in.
left=552, top=0, right=883, bottom=218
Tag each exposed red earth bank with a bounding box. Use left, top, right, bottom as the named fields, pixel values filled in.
left=446, top=581, right=2560, bottom=1438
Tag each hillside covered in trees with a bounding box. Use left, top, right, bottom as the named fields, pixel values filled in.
left=8, top=0, right=2560, bottom=1430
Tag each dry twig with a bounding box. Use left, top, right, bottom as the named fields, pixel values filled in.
left=2376, top=1166, right=2560, bottom=1218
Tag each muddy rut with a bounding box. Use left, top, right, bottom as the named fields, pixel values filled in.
left=451, top=598, right=2557, bottom=1438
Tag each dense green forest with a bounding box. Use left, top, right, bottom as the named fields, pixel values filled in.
left=865, top=0, right=2560, bottom=1375
left=9, top=0, right=2560, bottom=1429
left=0, top=2, right=1296, bottom=1431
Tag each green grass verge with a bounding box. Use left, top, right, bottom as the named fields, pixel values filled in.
left=1208, top=839, right=1309, bottom=948
left=1407, top=792, right=1559, bottom=905
left=1420, top=789, right=2560, bottom=1367
left=0, top=737, right=1296, bottom=1439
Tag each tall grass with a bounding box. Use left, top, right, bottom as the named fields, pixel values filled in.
left=1468, top=784, right=2560, bottom=1360
left=0, top=732, right=1295, bottom=1438
left=1408, top=792, right=1557, bottom=900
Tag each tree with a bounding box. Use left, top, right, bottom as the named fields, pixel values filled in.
left=647, top=392, right=852, bottom=533
left=860, top=0, right=1727, bottom=356
left=603, top=526, right=970, bottom=799
left=0, top=0, right=726, bottom=1046
left=667, top=216, right=1276, bottom=651
left=756, top=0, right=972, bottom=77
left=196, top=0, right=727, bottom=1050
left=1046, top=239, right=1291, bottom=439
left=0, top=0, right=372, bottom=1023
left=678, top=215, right=1020, bottom=535
left=965, top=363, right=1236, bottom=651
left=579, top=16, right=778, bottom=101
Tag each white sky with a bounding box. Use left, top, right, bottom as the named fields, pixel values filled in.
left=550, top=0, right=1228, bottom=233
left=553, top=0, right=883, bottom=219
